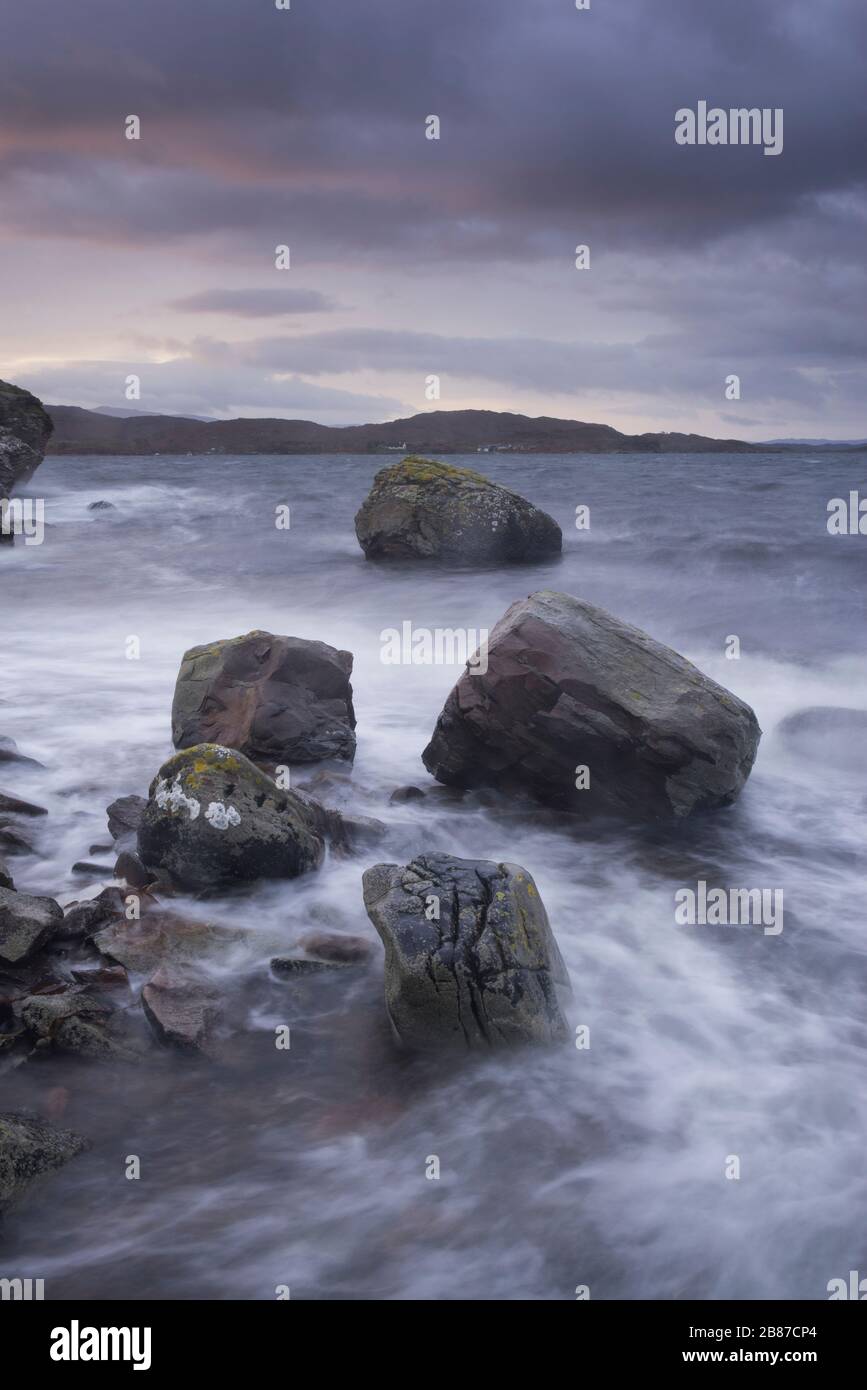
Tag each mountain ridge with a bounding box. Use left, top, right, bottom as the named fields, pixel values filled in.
left=43, top=405, right=866, bottom=456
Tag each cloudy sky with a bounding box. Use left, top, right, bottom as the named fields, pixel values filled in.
left=0, top=0, right=864, bottom=437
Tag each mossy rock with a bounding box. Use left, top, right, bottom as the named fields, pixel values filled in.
left=138, top=744, right=326, bottom=891
left=354, top=454, right=562, bottom=563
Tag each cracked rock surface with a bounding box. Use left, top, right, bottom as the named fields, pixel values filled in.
left=422, top=589, right=761, bottom=818
left=362, top=853, right=571, bottom=1050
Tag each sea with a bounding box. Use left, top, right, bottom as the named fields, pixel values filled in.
left=1, top=449, right=865, bottom=1300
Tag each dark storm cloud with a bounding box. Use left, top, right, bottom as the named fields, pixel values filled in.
left=2, top=0, right=865, bottom=432
left=1, top=0, right=865, bottom=257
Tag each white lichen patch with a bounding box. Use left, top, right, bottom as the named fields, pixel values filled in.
left=155, top=776, right=201, bottom=820
left=205, top=801, right=241, bottom=830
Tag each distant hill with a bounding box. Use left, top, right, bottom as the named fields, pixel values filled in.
left=44, top=406, right=773, bottom=456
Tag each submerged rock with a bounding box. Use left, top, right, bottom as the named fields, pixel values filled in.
left=297, top=930, right=374, bottom=964
left=0, top=822, right=35, bottom=855
left=0, top=790, right=47, bottom=817
left=142, top=968, right=222, bottom=1056
left=362, top=853, right=571, bottom=1050
left=777, top=706, right=867, bottom=774
left=93, top=909, right=244, bottom=976
left=354, top=456, right=562, bottom=563
left=389, top=785, right=426, bottom=804
left=18, top=990, right=146, bottom=1061
left=172, top=630, right=356, bottom=765
left=0, top=1110, right=88, bottom=1214
left=137, top=744, right=327, bottom=891
left=0, top=886, right=63, bottom=965
left=0, top=737, right=45, bottom=770
left=422, top=590, right=761, bottom=818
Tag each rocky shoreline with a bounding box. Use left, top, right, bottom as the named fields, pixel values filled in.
left=1, top=392, right=762, bottom=1221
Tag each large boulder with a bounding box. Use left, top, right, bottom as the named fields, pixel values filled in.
left=0, top=1111, right=88, bottom=1215
left=0, top=379, right=53, bottom=501
left=137, top=744, right=327, bottom=891
left=171, top=630, right=356, bottom=765
left=422, top=590, right=761, bottom=818
left=0, top=886, right=63, bottom=965
left=354, top=456, right=562, bottom=563
left=0, top=380, right=53, bottom=546
left=362, top=853, right=571, bottom=1050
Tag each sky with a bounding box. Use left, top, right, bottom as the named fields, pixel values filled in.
left=0, top=0, right=865, bottom=438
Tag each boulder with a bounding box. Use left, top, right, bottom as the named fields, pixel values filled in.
left=57, top=886, right=127, bottom=942
left=0, top=856, right=12, bottom=890
left=0, top=1110, right=88, bottom=1214
left=106, top=793, right=147, bottom=843
left=0, top=378, right=53, bottom=505
left=171, top=630, right=356, bottom=765
left=136, top=744, right=327, bottom=891
left=0, top=886, right=63, bottom=964
left=362, top=853, right=571, bottom=1050
left=422, top=590, right=761, bottom=818
left=141, top=968, right=222, bottom=1056
left=354, top=456, right=562, bottom=563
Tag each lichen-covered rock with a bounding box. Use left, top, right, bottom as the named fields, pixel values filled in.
left=0, top=886, right=63, bottom=964
left=0, top=1110, right=88, bottom=1214
left=362, top=853, right=571, bottom=1050
left=0, top=378, right=53, bottom=504
left=172, top=630, right=356, bottom=765
left=137, top=744, right=327, bottom=891
left=422, top=590, right=761, bottom=818
left=18, top=990, right=146, bottom=1061
left=354, top=456, right=562, bottom=563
